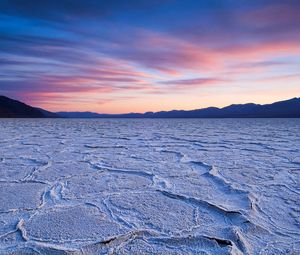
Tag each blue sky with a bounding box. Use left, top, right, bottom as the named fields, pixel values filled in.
left=0, top=0, right=299, bottom=113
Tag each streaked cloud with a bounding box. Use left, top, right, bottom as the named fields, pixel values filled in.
left=0, top=0, right=299, bottom=113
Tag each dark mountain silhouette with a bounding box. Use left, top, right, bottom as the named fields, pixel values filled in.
left=0, top=95, right=58, bottom=118
left=36, top=108, right=59, bottom=118
left=1, top=95, right=299, bottom=118
left=57, top=111, right=104, bottom=118
left=57, top=97, right=300, bottom=118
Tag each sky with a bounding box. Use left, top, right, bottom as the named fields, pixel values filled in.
left=0, top=0, right=300, bottom=113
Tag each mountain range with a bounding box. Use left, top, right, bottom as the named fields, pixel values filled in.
left=0, top=95, right=56, bottom=118
left=0, top=95, right=299, bottom=118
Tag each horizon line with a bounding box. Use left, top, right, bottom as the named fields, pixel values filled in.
left=2, top=95, right=298, bottom=115
left=52, top=97, right=300, bottom=115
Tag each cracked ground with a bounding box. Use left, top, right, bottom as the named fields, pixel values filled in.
left=0, top=119, right=299, bottom=254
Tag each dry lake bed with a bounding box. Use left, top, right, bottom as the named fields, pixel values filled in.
left=0, top=119, right=299, bottom=254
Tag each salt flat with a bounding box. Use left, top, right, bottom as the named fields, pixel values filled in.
left=0, top=119, right=299, bottom=254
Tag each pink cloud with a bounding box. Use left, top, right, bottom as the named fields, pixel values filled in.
left=161, top=77, right=225, bottom=89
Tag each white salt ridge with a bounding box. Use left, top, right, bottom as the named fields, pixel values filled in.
left=0, top=118, right=299, bottom=254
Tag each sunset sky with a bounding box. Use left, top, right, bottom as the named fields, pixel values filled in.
left=0, top=0, right=300, bottom=113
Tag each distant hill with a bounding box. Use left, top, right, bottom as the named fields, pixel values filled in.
left=0, top=95, right=58, bottom=118
left=57, top=97, right=300, bottom=118
left=1, top=95, right=299, bottom=118
left=56, top=111, right=105, bottom=118
left=36, top=108, right=59, bottom=118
